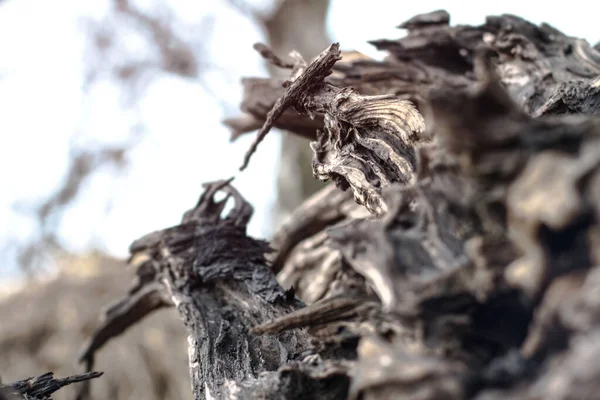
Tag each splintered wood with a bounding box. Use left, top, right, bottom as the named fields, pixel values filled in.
left=79, top=10, right=600, bottom=400
left=240, top=42, right=427, bottom=215
left=239, top=42, right=343, bottom=171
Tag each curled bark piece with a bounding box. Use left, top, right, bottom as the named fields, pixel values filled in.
left=239, top=43, right=342, bottom=171
left=311, top=91, right=427, bottom=215
left=237, top=42, right=428, bottom=217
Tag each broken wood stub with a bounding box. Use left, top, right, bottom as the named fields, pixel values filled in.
left=79, top=180, right=354, bottom=400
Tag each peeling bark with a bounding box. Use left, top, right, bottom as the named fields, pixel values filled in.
left=239, top=43, right=427, bottom=215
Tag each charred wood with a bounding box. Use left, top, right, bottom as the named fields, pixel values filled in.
left=79, top=181, right=353, bottom=400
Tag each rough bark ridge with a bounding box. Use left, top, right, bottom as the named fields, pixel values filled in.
left=81, top=10, right=600, bottom=400
left=78, top=180, right=353, bottom=400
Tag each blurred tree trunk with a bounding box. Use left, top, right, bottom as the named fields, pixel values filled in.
left=262, top=0, right=331, bottom=231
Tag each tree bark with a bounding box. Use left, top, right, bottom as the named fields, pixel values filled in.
left=78, top=180, right=354, bottom=400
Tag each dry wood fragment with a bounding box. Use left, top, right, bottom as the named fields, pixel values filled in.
left=0, top=372, right=102, bottom=400
left=239, top=43, right=342, bottom=171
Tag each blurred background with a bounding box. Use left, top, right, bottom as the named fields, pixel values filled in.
left=0, top=0, right=596, bottom=399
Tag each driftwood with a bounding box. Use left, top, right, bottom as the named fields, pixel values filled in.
left=81, top=10, right=600, bottom=400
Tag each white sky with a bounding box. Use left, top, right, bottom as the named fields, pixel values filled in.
left=0, top=0, right=597, bottom=280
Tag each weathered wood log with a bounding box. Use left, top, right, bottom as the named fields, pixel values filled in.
left=0, top=372, right=101, bottom=400
left=235, top=10, right=600, bottom=400
left=81, top=10, right=600, bottom=400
